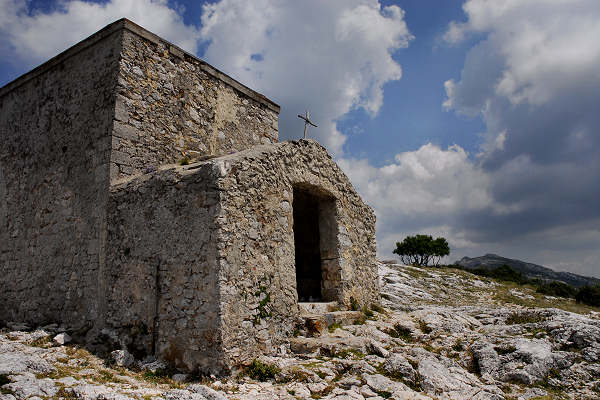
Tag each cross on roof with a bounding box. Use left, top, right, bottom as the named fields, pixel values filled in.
left=297, top=110, right=318, bottom=139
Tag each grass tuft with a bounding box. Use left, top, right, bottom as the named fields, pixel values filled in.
left=246, top=359, right=280, bottom=382
left=505, top=312, right=546, bottom=325
left=417, top=320, right=433, bottom=334
left=387, top=324, right=413, bottom=342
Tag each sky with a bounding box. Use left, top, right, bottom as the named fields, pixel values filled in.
left=1, top=0, right=599, bottom=278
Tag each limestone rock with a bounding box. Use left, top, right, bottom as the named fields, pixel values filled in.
left=110, top=349, right=135, bottom=368
left=380, top=353, right=417, bottom=385
left=187, top=384, right=228, bottom=400
left=53, top=333, right=71, bottom=345
left=3, top=374, right=58, bottom=399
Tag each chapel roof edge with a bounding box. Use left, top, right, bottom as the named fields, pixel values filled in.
left=0, top=18, right=280, bottom=114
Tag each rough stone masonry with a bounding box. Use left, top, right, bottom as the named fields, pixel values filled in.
left=0, top=19, right=378, bottom=374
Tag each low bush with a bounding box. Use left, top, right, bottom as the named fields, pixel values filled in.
left=575, top=285, right=600, bottom=307
left=476, top=264, right=529, bottom=284
left=505, top=311, right=546, bottom=325
left=536, top=281, right=577, bottom=298
left=387, top=324, right=413, bottom=342
left=246, top=359, right=280, bottom=382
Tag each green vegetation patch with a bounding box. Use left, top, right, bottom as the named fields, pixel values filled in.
left=95, top=370, right=127, bottom=384
left=142, top=367, right=177, bottom=384
left=575, top=285, right=600, bottom=307
left=506, top=311, right=547, bottom=325
left=0, top=374, right=14, bottom=395
left=333, top=348, right=365, bottom=360
left=376, top=390, right=392, bottom=398
left=452, top=340, right=465, bottom=352
left=30, top=335, right=53, bottom=348
left=376, top=362, right=422, bottom=392
left=470, top=264, right=530, bottom=285
left=350, top=297, right=359, bottom=311
left=370, top=303, right=387, bottom=314
left=417, top=320, right=433, bottom=334
left=246, top=359, right=280, bottom=382
left=387, top=324, right=413, bottom=342
left=494, top=345, right=517, bottom=355
left=328, top=323, right=342, bottom=333
left=536, top=281, right=577, bottom=298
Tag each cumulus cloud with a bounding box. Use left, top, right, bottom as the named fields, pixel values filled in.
left=436, top=0, right=600, bottom=276
left=337, top=0, right=600, bottom=277
left=0, top=0, right=199, bottom=66
left=199, top=0, right=413, bottom=154
left=338, top=143, right=496, bottom=257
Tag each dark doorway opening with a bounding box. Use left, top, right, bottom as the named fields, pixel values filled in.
left=293, top=186, right=338, bottom=302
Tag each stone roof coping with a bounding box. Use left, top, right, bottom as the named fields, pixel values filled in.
left=0, top=18, right=280, bottom=114
left=110, top=139, right=327, bottom=188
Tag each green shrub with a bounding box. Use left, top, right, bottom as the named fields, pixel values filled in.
left=418, top=320, right=432, bottom=334
left=328, top=323, right=342, bottom=333
left=0, top=374, right=13, bottom=395
left=575, top=285, right=600, bottom=307
left=387, top=324, right=413, bottom=342
left=350, top=297, right=359, bottom=311
left=468, top=264, right=529, bottom=284
left=178, top=156, right=190, bottom=166
left=489, top=264, right=529, bottom=284
left=505, top=311, right=546, bottom=325
left=536, top=281, right=577, bottom=298
left=452, top=340, right=464, bottom=352
left=142, top=366, right=177, bottom=384
left=246, top=359, right=280, bottom=382
left=370, top=303, right=386, bottom=314
left=494, top=345, right=516, bottom=355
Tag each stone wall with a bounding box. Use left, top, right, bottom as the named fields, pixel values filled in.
left=0, top=18, right=282, bottom=335
left=105, top=164, right=225, bottom=373
left=213, top=140, right=378, bottom=368
left=0, top=28, right=122, bottom=328
left=0, top=19, right=376, bottom=376
left=110, top=26, right=280, bottom=181
left=99, top=140, right=377, bottom=373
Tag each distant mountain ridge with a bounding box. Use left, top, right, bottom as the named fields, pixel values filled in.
left=455, top=254, right=600, bottom=288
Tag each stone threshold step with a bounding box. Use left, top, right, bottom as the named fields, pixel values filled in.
left=299, top=310, right=365, bottom=337
left=298, top=301, right=338, bottom=314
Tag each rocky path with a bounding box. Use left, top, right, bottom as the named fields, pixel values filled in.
left=1, top=263, right=599, bottom=399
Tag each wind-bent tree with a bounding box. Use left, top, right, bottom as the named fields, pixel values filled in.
left=393, top=235, right=450, bottom=267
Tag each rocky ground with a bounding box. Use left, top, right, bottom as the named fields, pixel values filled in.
left=2, top=262, right=600, bottom=400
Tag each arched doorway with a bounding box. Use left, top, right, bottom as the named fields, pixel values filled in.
left=292, top=185, right=340, bottom=302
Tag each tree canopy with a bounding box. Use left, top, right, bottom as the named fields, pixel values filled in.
left=393, top=234, right=450, bottom=267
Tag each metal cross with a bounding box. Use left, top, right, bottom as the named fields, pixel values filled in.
left=297, top=110, right=317, bottom=139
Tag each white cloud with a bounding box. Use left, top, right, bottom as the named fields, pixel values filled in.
left=434, top=0, right=600, bottom=276
left=0, top=0, right=199, bottom=65
left=444, top=0, right=600, bottom=109
left=199, top=0, right=413, bottom=155
left=338, top=143, right=496, bottom=256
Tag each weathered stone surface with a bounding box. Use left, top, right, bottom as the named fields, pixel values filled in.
left=187, top=384, right=228, bottom=400
left=110, top=350, right=135, bottom=368
left=113, top=27, right=279, bottom=180
left=0, top=20, right=377, bottom=376
left=380, top=353, right=416, bottom=384
left=0, top=23, right=121, bottom=332
left=1, top=262, right=600, bottom=399
left=3, top=373, right=58, bottom=399
left=362, top=372, right=410, bottom=394
left=53, top=333, right=71, bottom=345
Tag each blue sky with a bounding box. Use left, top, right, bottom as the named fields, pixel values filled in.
left=340, top=0, right=484, bottom=165
left=2, top=0, right=600, bottom=277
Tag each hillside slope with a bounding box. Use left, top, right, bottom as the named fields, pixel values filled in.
left=1, top=262, right=599, bottom=399
left=456, top=254, right=600, bottom=287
